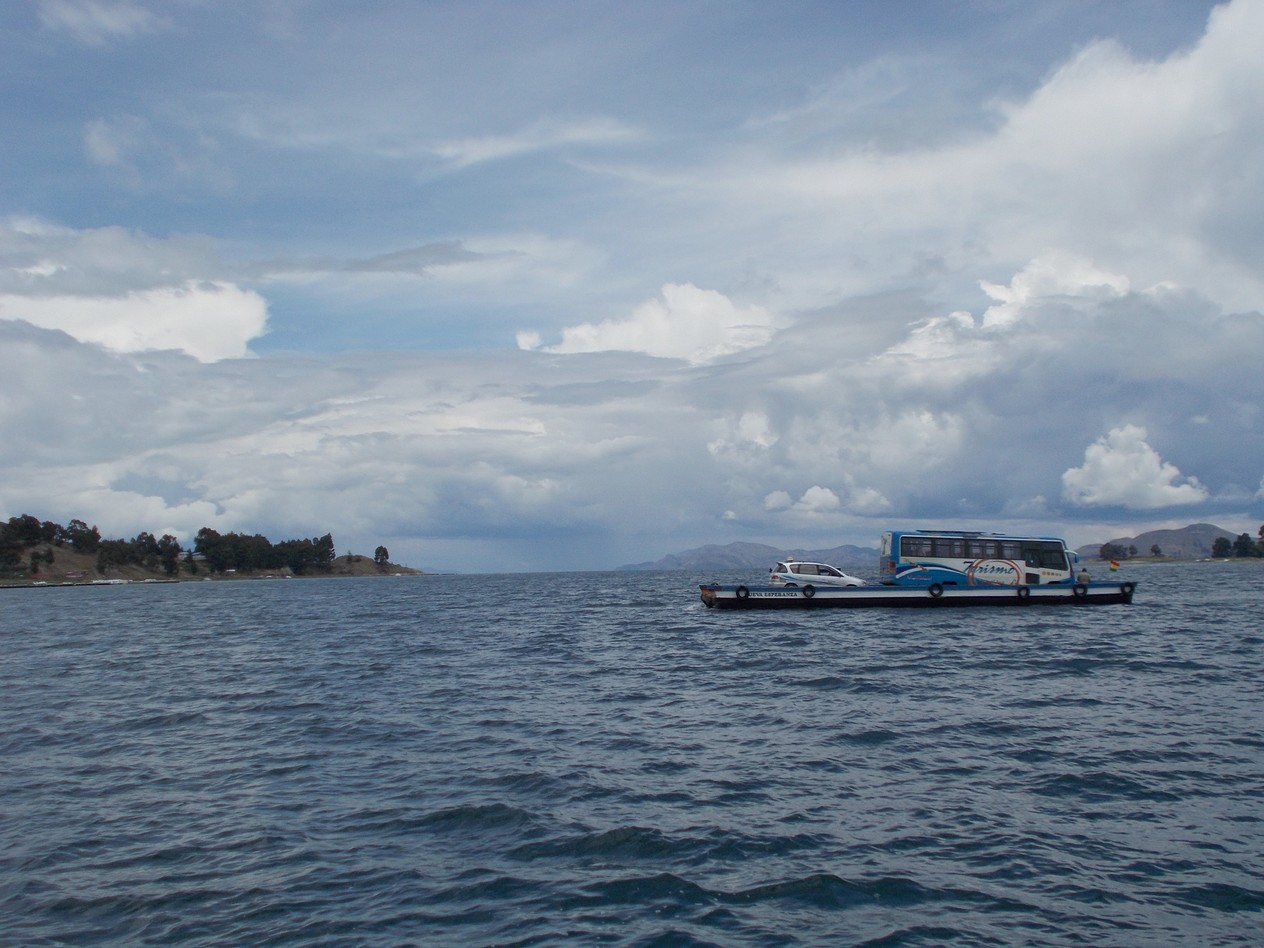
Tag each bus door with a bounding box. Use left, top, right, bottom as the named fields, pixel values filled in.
left=1021, top=546, right=1042, bottom=585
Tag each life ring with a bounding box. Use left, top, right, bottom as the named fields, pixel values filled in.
left=803, top=584, right=816, bottom=598
left=1073, top=583, right=1087, bottom=597
left=1017, top=585, right=1031, bottom=599
left=735, top=585, right=749, bottom=600
left=1121, top=582, right=1135, bottom=595
left=928, top=583, right=943, bottom=598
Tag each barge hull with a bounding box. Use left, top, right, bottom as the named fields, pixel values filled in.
left=699, top=581, right=1135, bottom=609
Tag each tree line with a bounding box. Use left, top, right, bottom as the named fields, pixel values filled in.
left=193, top=528, right=335, bottom=575
left=1210, top=528, right=1264, bottom=559
left=1100, top=526, right=1264, bottom=561
left=0, top=513, right=352, bottom=578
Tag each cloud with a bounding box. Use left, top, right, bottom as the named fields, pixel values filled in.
left=84, top=117, right=136, bottom=167
left=670, top=0, right=1264, bottom=319
left=0, top=219, right=266, bottom=361
left=0, top=241, right=1259, bottom=573
left=0, top=217, right=221, bottom=295
left=763, top=482, right=891, bottom=521
left=978, top=252, right=1130, bottom=328
left=432, top=117, right=641, bottom=167
left=38, top=0, right=166, bottom=45
left=5, top=3, right=1264, bottom=568
left=1062, top=425, right=1210, bottom=509
left=352, top=242, right=491, bottom=274
left=795, top=486, right=840, bottom=514
left=2, top=282, right=267, bottom=362
left=525, top=282, right=782, bottom=364
left=253, top=242, right=494, bottom=280
left=0, top=321, right=728, bottom=568
left=80, top=115, right=235, bottom=195
left=763, top=490, right=792, bottom=512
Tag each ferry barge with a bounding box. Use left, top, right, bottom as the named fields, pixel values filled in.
left=699, top=529, right=1136, bottom=609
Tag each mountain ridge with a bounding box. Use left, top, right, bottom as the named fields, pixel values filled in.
left=1073, top=522, right=1239, bottom=560
left=625, top=523, right=1247, bottom=573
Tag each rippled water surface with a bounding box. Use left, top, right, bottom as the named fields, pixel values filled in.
left=3, top=562, right=1263, bottom=945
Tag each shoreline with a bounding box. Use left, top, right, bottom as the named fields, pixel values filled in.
left=0, top=572, right=424, bottom=589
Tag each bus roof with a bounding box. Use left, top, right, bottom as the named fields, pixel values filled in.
left=886, top=528, right=1066, bottom=542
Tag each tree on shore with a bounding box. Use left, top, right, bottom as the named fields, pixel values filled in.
left=158, top=534, right=181, bottom=576
left=1232, top=533, right=1259, bottom=557
left=374, top=545, right=390, bottom=567
left=1099, top=542, right=1129, bottom=561
left=65, top=519, right=101, bottom=554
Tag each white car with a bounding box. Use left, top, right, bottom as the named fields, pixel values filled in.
left=769, top=560, right=865, bottom=587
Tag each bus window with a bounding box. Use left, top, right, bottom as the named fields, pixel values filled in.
left=967, top=539, right=999, bottom=558
left=902, top=536, right=932, bottom=557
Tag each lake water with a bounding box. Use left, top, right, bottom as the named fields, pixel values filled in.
left=2, top=562, right=1262, bottom=945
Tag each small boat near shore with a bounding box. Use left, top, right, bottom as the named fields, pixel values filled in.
left=699, top=528, right=1137, bottom=609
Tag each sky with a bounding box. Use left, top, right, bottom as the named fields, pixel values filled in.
left=2, top=0, right=1262, bottom=572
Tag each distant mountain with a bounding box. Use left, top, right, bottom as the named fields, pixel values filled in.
left=619, top=541, right=879, bottom=575
left=1075, top=522, right=1239, bottom=560
left=630, top=522, right=1249, bottom=574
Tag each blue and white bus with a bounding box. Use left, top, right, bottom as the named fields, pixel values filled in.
left=879, top=529, right=1079, bottom=587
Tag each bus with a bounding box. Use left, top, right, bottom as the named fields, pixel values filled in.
left=879, top=529, right=1079, bottom=587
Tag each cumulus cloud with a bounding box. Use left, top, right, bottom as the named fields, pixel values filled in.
left=0, top=219, right=266, bottom=361
left=1062, top=425, right=1210, bottom=509
left=979, top=252, right=1130, bottom=328
left=2, top=282, right=268, bottom=361
left=763, top=483, right=890, bottom=520
left=797, top=486, right=840, bottom=513
left=525, top=282, right=782, bottom=364
left=763, top=490, right=792, bottom=511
